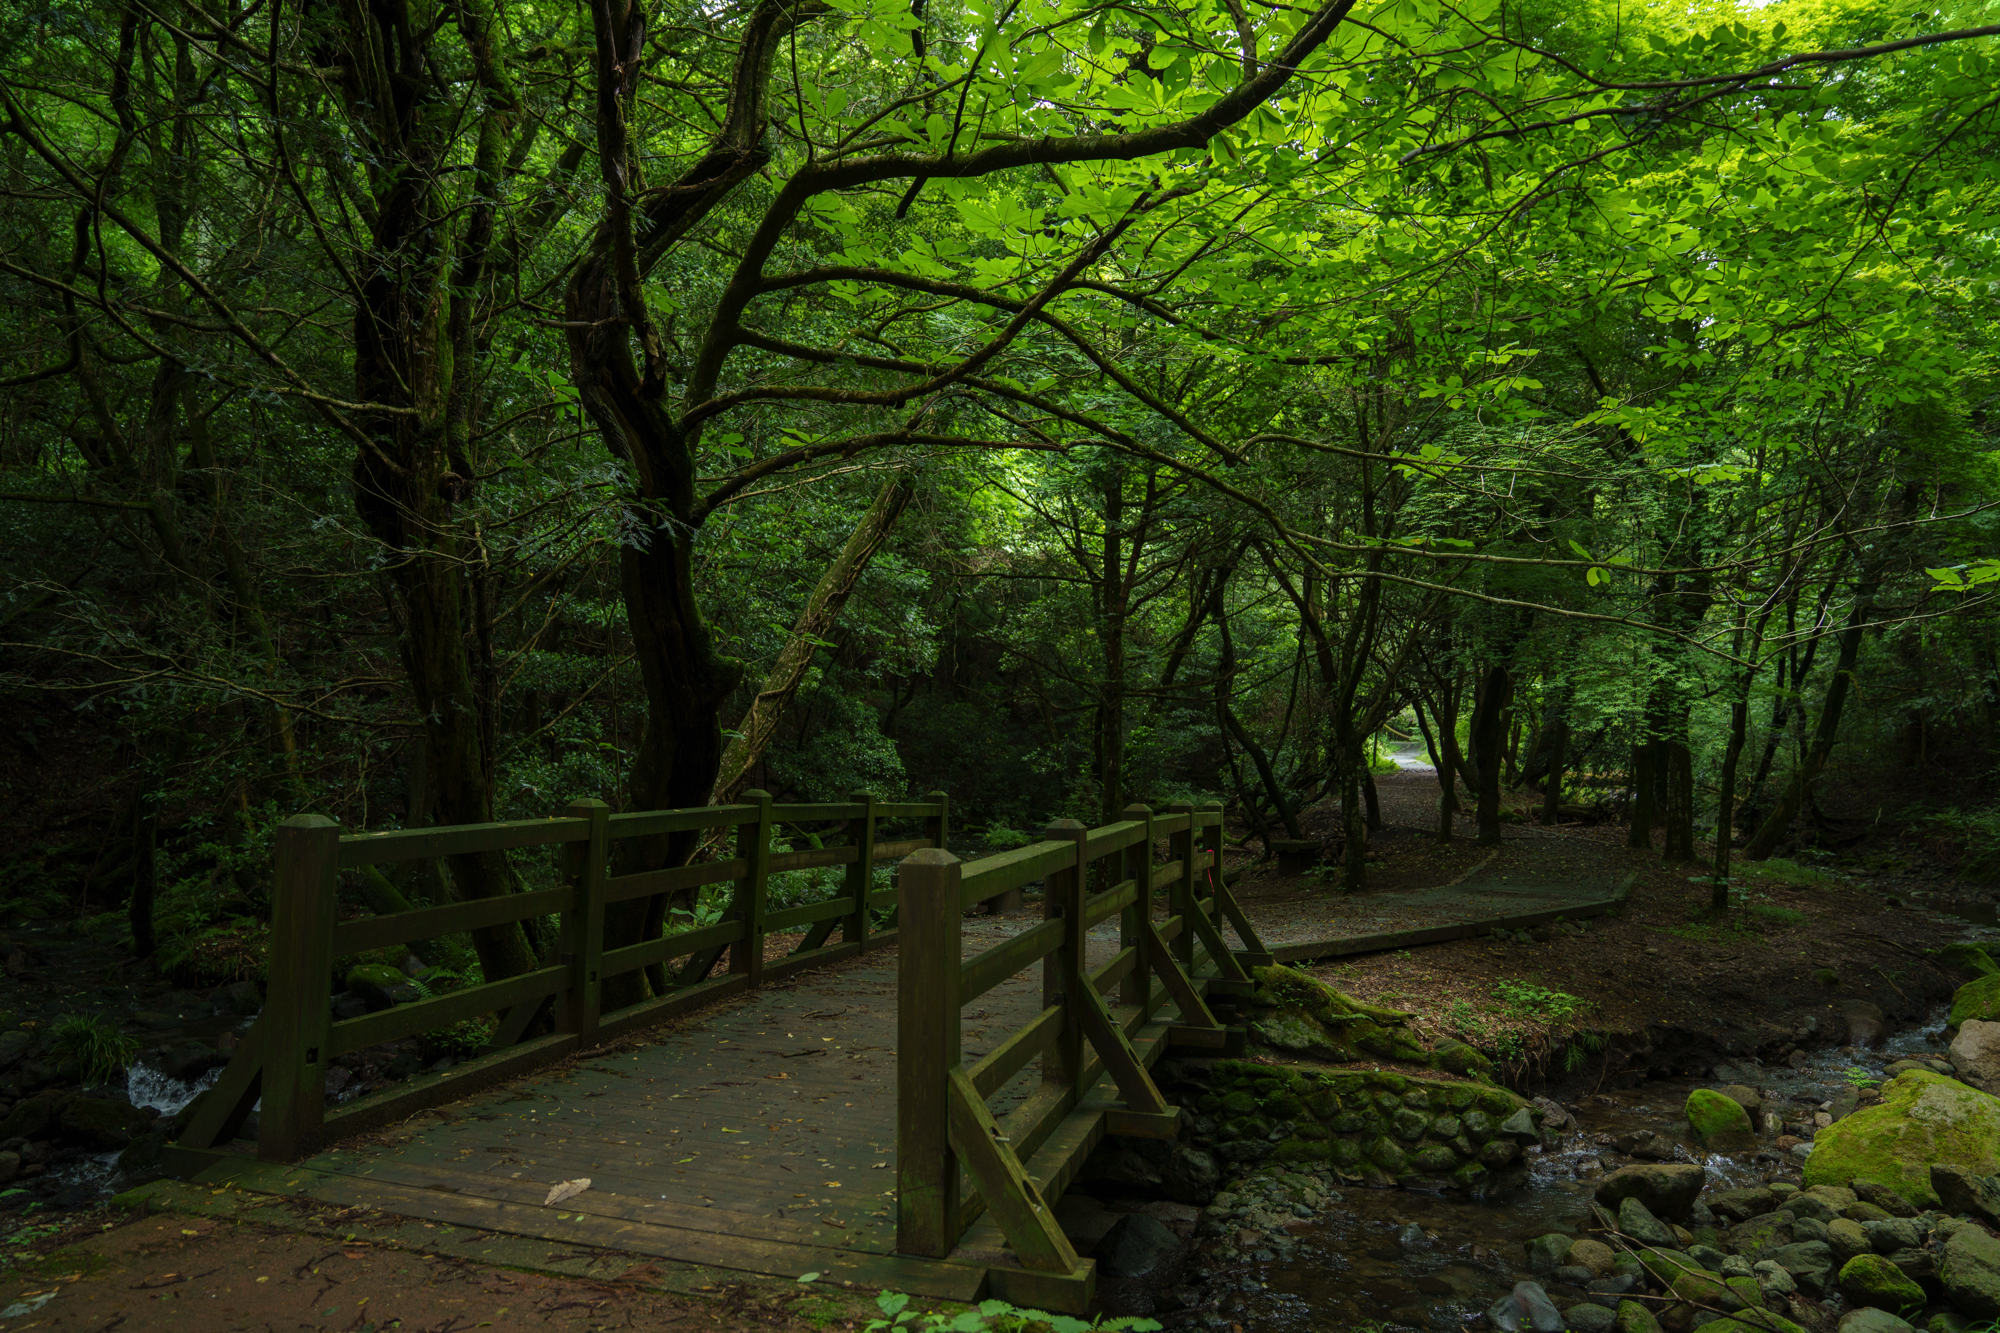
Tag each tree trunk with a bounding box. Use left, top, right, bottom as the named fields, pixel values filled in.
left=1539, top=713, right=1567, bottom=826
left=1627, top=741, right=1656, bottom=849
left=1414, top=689, right=1459, bottom=842
left=1468, top=665, right=1511, bottom=845
left=1661, top=738, right=1696, bottom=861
left=1096, top=470, right=1127, bottom=824
left=1743, top=575, right=1881, bottom=860
left=711, top=474, right=913, bottom=802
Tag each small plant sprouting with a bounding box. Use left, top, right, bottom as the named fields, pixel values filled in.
left=863, top=1291, right=1160, bottom=1333
left=1491, top=979, right=1589, bottom=1025
left=47, top=1013, right=140, bottom=1087
left=1841, top=1066, right=1879, bottom=1088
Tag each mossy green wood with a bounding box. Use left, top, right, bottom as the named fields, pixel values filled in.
left=896, top=848, right=962, bottom=1257
left=946, top=1066, right=1080, bottom=1274
left=730, top=790, right=773, bottom=986
left=558, top=798, right=610, bottom=1040
left=262, top=815, right=341, bottom=1162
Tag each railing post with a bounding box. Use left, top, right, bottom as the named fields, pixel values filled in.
left=1043, top=818, right=1087, bottom=1090
left=1198, top=801, right=1225, bottom=905
left=843, top=790, right=877, bottom=950
left=1121, top=803, right=1153, bottom=1013
left=1169, top=800, right=1196, bottom=975
left=558, top=799, right=610, bottom=1042
left=261, top=814, right=340, bottom=1163
left=897, top=848, right=962, bottom=1257
left=731, top=790, right=773, bottom=985
left=923, top=789, right=950, bottom=852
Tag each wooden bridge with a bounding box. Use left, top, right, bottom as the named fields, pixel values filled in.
left=164, top=794, right=1273, bottom=1311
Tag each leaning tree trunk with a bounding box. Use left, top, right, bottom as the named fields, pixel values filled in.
left=711, top=473, right=913, bottom=803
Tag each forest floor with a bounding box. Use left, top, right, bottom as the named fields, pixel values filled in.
left=0, top=1202, right=876, bottom=1332
left=1225, top=766, right=1981, bottom=1085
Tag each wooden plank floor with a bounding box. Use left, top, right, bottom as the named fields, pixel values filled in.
left=231, top=912, right=1117, bottom=1295
left=187, top=875, right=1620, bottom=1299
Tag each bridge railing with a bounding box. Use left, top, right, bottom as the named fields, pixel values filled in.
left=172, top=789, right=949, bottom=1167
left=892, top=801, right=1270, bottom=1310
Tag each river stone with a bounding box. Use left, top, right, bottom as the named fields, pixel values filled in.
left=1393, top=1108, right=1430, bottom=1141
left=1763, top=1241, right=1836, bottom=1297
left=1954, top=975, right=2000, bottom=1028
left=1412, top=1145, right=1457, bottom=1173
left=1827, top=1217, right=1872, bottom=1264
left=1940, top=1223, right=2000, bottom=1318
left=1703, top=1318, right=1807, bottom=1333
left=1485, top=1281, right=1564, bottom=1333
left=1564, top=1302, right=1617, bottom=1332
left=57, top=1095, right=152, bottom=1148
left=1862, top=1217, right=1922, bottom=1253
left=1726, top=1211, right=1794, bottom=1257
left=1753, top=1260, right=1798, bottom=1298
left=1949, top=1022, right=2000, bottom=1094
left=1846, top=1200, right=1893, bottom=1223
left=1597, top=1164, right=1707, bottom=1221
left=1614, top=1301, right=1664, bottom=1333
left=1098, top=1213, right=1181, bottom=1279
left=1839, top=1253, right=1925, bottom=1313
left=1932, top=1164, right=2000, bottom=1226
left=1526, top=1233, right=1572, bottom=1274
left=1484, top=1139, right=1523, bottom=1168
left=1619, top=1196, right=1677, bottom=1248
left=1793, top=1216, right=1830, bottom=1244
left=1942, top=943, right=2000, bottom=980
left=1837, top=1313, right=1917, bottom=1333
left=1788, top=1192, right=1838, bottom=1223
left=1930, top=1314, right=1973, bottom=1333
left=1804, top=1071, right=2000, bottom=1206
left=1708, top=1186, right=1777, bottom=1222
left=1844, top=999, right=1889, bottom=1048
left=1462, top=1109, right=1495, bottom=1143
left=1500, top=1107, right=1540, bottom=1143
left=1688, top=1089, right=1756, bottom=1147
left=1670, top=1266, right=1747, bottom=1314
left=1372, top=1137, right=1409, bottom=1174
left=1569, top=1238, right=1618, bottom=1277
left=1162, top=1145, right=1219, bottom=1204
left=1852, top=1174, right=1920, bottom=1215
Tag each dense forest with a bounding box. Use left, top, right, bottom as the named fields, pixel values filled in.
left=0, top=0, right=1996, bottom=990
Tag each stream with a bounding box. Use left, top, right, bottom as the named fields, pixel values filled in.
left=1199, top=1005, right=1961, bottom=1332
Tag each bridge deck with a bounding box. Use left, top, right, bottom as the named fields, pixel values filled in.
left=177, top=874, right=1627, bottom=1303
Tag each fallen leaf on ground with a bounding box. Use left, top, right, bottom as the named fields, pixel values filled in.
left=543, top=1178, right=592, bottom=1206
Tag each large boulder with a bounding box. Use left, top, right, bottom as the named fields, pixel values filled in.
left=1942, top=942, right=2000, bottom=980
left=1952, top=1022, right=2000, bottom=1095
left=1940, top=1224, right=2000, bottom=1319
left=1688, top=1089, right=1755, bottom=1147
left=1952, top=975, right=2000, bottom=1029
left=1844, top=1000, right=1889, bottom=1048
left=1597, top=1163, right=1708, bottom=1221
left=1837, top=1313, right=1917, bottom=1333
left=1804, top=1071, right=2000, bottom=1206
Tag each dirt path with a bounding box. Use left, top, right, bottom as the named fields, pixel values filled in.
left=1231, top=770, right=1971, bottom=1083
left=0, top=1203, right=878, bottom=1333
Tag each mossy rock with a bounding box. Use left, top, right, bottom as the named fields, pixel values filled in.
left=1804, top=1070, right=2000, bottom=1206
left=1940, top=943, right=2000, bottom=980
left=1272, top=1139, right=1333, bottom=1165
left=1411, top=1145, right=1458, bottom=1173
left=1247, top=965, right=1432, bottom=1064
left=1953, top=975, right=2000, bottom=1028
left=1700, top=1317, right=1806, bottom=1333
left=1614, top=1301, right=1665, bottom=1333
left=1838, top=1253, right=1924, bottom=1314
left=1687, top=1088, right=1755, bottom=1147
left=346, top=963, right=407, bottom=993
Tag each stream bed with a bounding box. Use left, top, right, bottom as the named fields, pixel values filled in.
left=1198, top=1017, right=1955, bottom=1331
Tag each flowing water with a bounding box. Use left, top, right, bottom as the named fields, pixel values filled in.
left=1211, top=1019, right=1953, bottom=1331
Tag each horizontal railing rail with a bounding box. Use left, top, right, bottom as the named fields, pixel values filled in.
left=174, top=788, right=949, bottom=1164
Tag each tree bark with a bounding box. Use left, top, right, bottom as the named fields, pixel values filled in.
left=1661, top=740, right=1696, bottom=861
left=1467, top=665, right=1511, bottom=845
left=1539, top=712, right=1567, bottom=826
left=711, top=473, right=913, bottom=802
left=1743, top=573, right=1882, bottom=860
